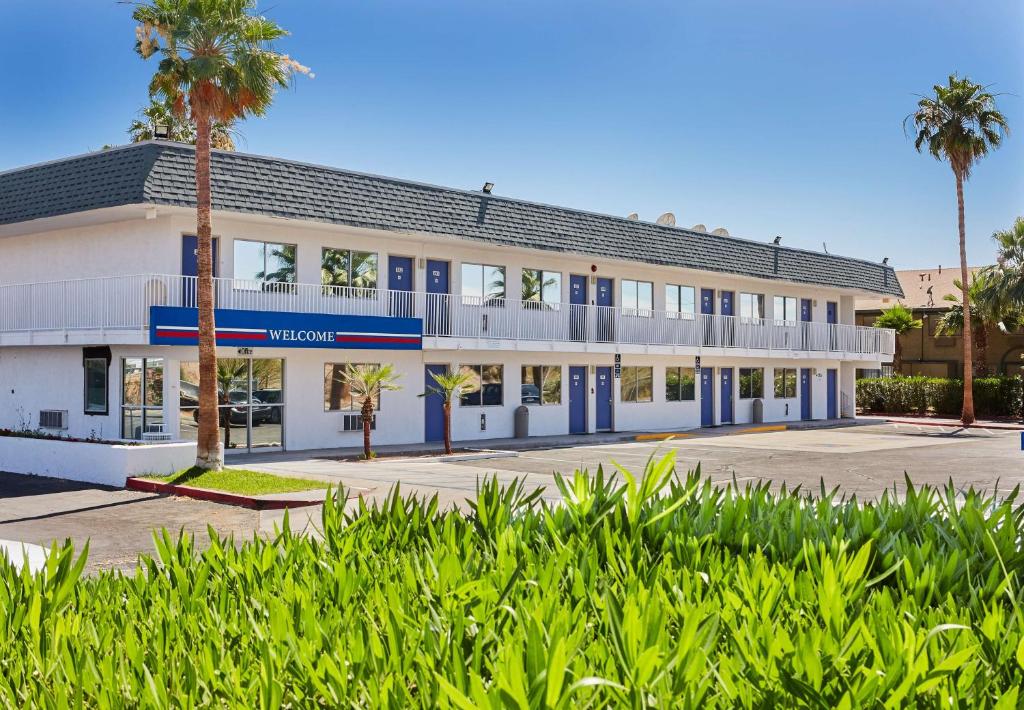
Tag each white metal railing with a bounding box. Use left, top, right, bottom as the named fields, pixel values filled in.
left=0, top=273, right=896, bottom=356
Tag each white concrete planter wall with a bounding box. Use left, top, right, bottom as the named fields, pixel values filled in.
left=0, top=436, right=196, bottom=487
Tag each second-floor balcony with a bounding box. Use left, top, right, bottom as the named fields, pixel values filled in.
left=0, top=274, right=896, bottom=358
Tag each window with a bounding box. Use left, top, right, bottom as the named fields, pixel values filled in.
left=665, top=285, right=696, bottom=319
left=773, top=296, right=798, bottom=323
left=739, top=368, right=764, bottom=399
left=461, top=264, right=506, bottom=305
left=774, top=368, right=797, bottom=398
left=234, top=239, right=296, bottom=289
left=621, top=366, right=654, bottom=403
left=459, top=365, right=503, bottom=406
left=322, top=248, right=378, bottom=295
left=665, top=367, right=696, bottom=401
left=622, top=280, right=654, bottom=316
left=522, top=269, right=562, bottom=308
left=122, top=357, right=163, bottom=439
left=83, top=348, right=109, bottom=415
left=324, top=363, right=381, bottom=411
left=521, top=366, right=562, bottom=405
left=740, top=293, right=765, bottom=320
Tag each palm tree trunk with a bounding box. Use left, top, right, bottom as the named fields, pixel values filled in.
left=893, top=337, right=903, bottom=374
left=362, top=397, right=373, bottom=458
left=194, top=115, right=223, bottom=468
left=975, top=324, right=988, bottom=376
left=443, top=400, right=452, bottom=455
left=955, top=172, right=975, bottom=424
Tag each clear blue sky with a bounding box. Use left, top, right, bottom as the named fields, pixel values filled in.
left=1, top=0, right=1021, bottom=269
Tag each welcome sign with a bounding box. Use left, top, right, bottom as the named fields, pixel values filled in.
left=150, top=306, right=422, bottom=350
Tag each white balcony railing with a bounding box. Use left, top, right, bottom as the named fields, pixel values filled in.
left=0, top=274, right=896, bottom=356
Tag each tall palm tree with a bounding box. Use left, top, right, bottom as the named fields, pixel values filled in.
left=907, top=74, right=1009, bottom=424
left=424, top=370, right=478, bottom=454
left=935, top=274, right=1021, bottom=375
left=134, top=0, right=309, bottom=469
left=873, top=304, right=922, bottom=374
left=345, top=364, right=402, bottom=459
left=128, top=97, right=237, bottom=150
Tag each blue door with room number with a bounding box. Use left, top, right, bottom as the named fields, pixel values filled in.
left=569, top=366, right=587, bottom=434
left=181, top=235, right=218, bottom=307
left=827, top=368, right=838, bottom=419
left=596, top=366, right=612, bottom=431
left=720, top=367, right=733, bottom=424
left=425, top=260, right=449, bottom=336
left=596, top=278, right=613, bottom=341
left=388, top=256, right=414, bottom=317
left=570, top=274, right=587, bottom=341
left=701, top=288, right=715, bottom=345
left=826, top=301, right=838, bottom=350
left=801, top=368, right=812, bottom=420
left=424, top=364, right=447, bottom=441
left=801, top=298, right=813, bottom=349
left=720, top=291, right=735, bottom=346
left=701, top=368, right=714, bottom=426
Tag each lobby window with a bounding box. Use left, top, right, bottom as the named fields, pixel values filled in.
left=522, top=269, right=562, bottom=308
left=773, top=296, right=798, bottom=323
left=521, top=366, right=562, bottom=405
left=621, top=366, right=653, bottom=403
left=459, top=365, right=503, bottom=406
left=665, top=285, right=696, bottom=319
left=738, top=367, right=764, bottom=399
left=234, top=239, right=296, bottom=290
left=324, top=363, right=381, bottom=411
left=774, top=368, right=797, bottom=398
left=740, top=293, right=765, bottom=321
left=83, top=348, right=110, bottom=415
left=622, top=280, right=653, bottom=317
left=461, top=264, right=506, bottom=305
left=322, top=248, right=378, bottom=295
left=665, top=367, right=696, bottom=401
left=122, top=357, right=163, bottom=439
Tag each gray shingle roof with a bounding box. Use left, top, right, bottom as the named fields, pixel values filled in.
left=1, top=141, right=903, bottom=296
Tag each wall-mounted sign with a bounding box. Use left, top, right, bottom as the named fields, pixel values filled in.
left=150, top=306, right=423, bottom=350
left=695, top=356, right=701, bottom=372
left=237, top=347, right=254, bottom=356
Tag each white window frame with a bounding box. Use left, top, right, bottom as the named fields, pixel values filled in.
left=622, top=280, right=654, bottom=317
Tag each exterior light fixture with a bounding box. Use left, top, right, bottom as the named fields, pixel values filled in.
left=773, top=235, right=782, bottom=245
left=153, top=123, right=170, bottom=140
left=482, top=182, right=494, bottom=194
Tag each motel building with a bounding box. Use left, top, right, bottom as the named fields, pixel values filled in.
left=0, top=141, right=902, bottom=458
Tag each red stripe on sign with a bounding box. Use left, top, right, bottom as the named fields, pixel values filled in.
left=154, top=330, right=267, bottom=340
left=155, top=330, right=197, bottom=338
left=216, top=332, right=267, bottom=340
left=336, top=335, right=421, bottom=344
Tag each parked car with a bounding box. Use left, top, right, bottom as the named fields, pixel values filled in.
left=521, top=384, right=541, bottom=404
left=253, top=389, right=283, bottom=424
left=192, top=391, right=272, bottom=426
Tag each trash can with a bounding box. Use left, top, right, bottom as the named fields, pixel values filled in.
left=514, top=405, right=529, bottom=438
left=752, top=398, right=764, bottom=424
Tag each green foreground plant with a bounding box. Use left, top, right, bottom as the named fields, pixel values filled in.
left=2, top=455, right=1023, bottom=707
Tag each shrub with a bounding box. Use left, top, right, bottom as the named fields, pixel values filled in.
left=1, top=458, right=1023, bottom=706
left=857, top=375, right=1023, bottom=418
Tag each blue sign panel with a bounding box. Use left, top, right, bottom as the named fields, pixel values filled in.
left=150, top=306, right=422, bottom=350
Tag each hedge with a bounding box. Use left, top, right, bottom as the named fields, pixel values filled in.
left=857, top=375, right=1024, bottom=418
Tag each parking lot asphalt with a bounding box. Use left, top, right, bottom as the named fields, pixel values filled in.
left=2, top=423, right=1022, bottom=572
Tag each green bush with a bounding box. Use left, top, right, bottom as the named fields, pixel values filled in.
left=2, top=458, right=1023, bottom=706
left=857, top=375, right=1024, bottom=418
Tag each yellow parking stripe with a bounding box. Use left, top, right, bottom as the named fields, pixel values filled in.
left=634, top=432, right=696, bottom=441
left=734, top=425, right=788, bottom=434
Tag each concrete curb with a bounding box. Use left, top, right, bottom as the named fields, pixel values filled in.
left=126, top=477, right=331, bottom=510
left=886, top=417, right=1024, bottom=431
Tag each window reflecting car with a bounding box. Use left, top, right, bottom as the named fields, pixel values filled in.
left=253, top=389, right=283, bottom=423
left=191, top=391, right=272, bottom=425
left=521, top=384, right=541, bottom=404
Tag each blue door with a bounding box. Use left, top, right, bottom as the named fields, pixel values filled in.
left=596, top=278, right=614, bottom=342
left=425, top=260, right=449, bottom=336
left=700, top=368, right=714, bottom=426
left=569, top=274, right=587, bottom=342
left=701, top=288, right=715, bottom=345
left=826, top=301, right=838, bottom=351
left=800, top=368, right=812, bottom=420
left=595, top=366, right=613, bottom=431
left=800, top=298, right=813, bottom=349
left=388, top=256, right=414, bottom=317
left=719, top=291, right=735, bottom=346
left=569, top=366, right=587, bottom=434
left=720, top=367, right=733, bottom=424
left=720, top=291, right=734, bottom=316
left=181, top=235, right=218, bottom=307
left=826, top=368, right=838, bottom=419
left=424, top=364, right=447, bottom=442
left=800, top=299, right=812, bottom=322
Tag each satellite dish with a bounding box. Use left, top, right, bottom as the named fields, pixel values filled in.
left=627, top=213, right=639, bottom=220
left=711, top=227, right=730, bottom=237
left=691, top=224, right=707, bottom=233
left=656, top=212, right=676, bottom=227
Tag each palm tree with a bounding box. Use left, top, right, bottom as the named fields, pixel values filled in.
left=936, top=274, right=1021, bottom=375
left=345, top=364, right=402, bottom=459
left=134, top=0, right=309, bottom=469
left=873, top=304, right=922, bottom=374
left=424, top=370, right=478, bottom=454
left=128, top=97, right=237, bottom=150
left=988, top=217, right=1024, bottom=308
left=907, top=74, right=1009, bottom=424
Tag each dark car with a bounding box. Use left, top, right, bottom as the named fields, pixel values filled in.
left=192, top=391, right=272, bottom=426
left=253, top=389, right=283, bottom=424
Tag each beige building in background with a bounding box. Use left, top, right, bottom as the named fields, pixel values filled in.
left=856, top=266, right=1024, bottom=378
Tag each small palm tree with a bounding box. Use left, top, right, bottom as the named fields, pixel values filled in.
left=988, top=216, right=1024, bottom=308
left=907, top=74, right=1009, bottom=424
left=873, top=304, right=922, bottom=374
left=936, top=274, right=1021, bottom=375
left=345, top=364, right=402, bottom=459
left=424, top=370, right=478, bottom=454
left=134, top=0, right=309, bottom=469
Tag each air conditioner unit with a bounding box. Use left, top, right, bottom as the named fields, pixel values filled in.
left=341, top=413, right=376, bottom=432
left=39, top=410, right=68, bottom=430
